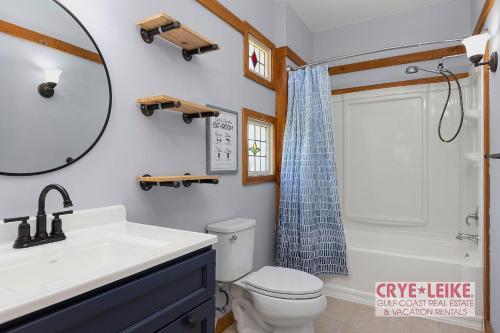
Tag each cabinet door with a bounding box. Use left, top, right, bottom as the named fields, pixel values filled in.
left=157, top=298, right=215, bottom=333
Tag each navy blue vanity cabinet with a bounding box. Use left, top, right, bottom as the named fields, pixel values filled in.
left=156, top=298, right=215, bottom=333
left=0, top=248, right=215, bottom=333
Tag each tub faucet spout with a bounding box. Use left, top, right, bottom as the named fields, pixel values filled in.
left=456, top=232, right=478, bottom=244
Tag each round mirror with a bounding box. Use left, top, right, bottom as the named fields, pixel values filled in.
left=0, top=0, right=111, bottom=175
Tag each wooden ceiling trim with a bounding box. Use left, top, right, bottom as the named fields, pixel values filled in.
left=474, top=0, right=495, bottom=34
left=328, top=45, right=465, bottom=76
left=331, top=72, right=469, bottom=95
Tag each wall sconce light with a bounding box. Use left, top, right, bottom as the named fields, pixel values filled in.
left=38, top=69, right=62, bottom=98
left=462, top=33, right=497, bottom=72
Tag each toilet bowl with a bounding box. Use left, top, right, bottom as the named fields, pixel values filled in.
left=232, top=266, right=327, bottom=333
left=206, top=218, right=327, bottom=333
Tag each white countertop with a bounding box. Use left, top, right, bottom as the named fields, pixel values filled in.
left=0, top=205, right=217, bottom=324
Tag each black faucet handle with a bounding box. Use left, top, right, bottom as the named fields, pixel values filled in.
left=52, top=210, right=73, bottom=218
left=4, top=216, right=30, bottom=224
left=4, top=216, right=31, bottom=247
left=50, top=211, right=72, bottom=238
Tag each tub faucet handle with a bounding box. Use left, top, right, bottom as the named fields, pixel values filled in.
left=466, top=207, right=479, bottom=226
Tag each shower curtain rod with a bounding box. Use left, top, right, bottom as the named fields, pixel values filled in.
left=287, top=37, right=466, bottom=72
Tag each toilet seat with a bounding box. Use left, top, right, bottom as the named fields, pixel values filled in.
left=244, top=266, right=324, bottom=300
left=246, top=284, right=323, bottom=300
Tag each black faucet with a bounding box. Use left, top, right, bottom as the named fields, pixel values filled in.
left=3, top=184, right=74, bottom=249
left=35, top=184, right=73, bottom=239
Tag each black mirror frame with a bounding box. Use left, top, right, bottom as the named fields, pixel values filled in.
left=0, top=0, right=112, bottom=176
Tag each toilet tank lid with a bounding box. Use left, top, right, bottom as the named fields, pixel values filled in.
left=207, top=218, right=256, bottom=233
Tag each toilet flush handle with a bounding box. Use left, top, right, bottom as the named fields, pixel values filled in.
left=230, top=235, right=237, bottom=241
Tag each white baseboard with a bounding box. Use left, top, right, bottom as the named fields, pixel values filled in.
left=323, top=284, right=483, bottom=331
left=324, top=284, right=374, bottom=306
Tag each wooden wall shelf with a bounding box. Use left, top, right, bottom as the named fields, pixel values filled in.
left=138, top=174, right=220, bottom=191
left=137, top=95, right=219, bottom=123
left=137, top=13, right=219, bottom=61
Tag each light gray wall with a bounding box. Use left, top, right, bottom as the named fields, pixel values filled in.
left=219, top=0, right=313, bottom=64
left=0, top=0, right=95, bottom=50
left=0, top=0, right=291, bottom=270
left=478, top=0, right=500, bottom=328
left=471, top=0, right=486, bottom=30
left=313, top=0, right=472, bottom=90
left=276, top=3, right=314, bottom=63
left=219, top=0, right=277, bottom=43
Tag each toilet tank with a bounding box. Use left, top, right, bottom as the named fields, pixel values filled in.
left=207, top=218, right=256, bottom=282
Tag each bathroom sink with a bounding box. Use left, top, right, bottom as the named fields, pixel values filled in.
left=0, top=235, right=166, bottom=294
left=0, top=205, right=217, bottom=324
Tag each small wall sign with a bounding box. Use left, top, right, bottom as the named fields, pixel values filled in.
left=206, top=105, right=238, bottom=174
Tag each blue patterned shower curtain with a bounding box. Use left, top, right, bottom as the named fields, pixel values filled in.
left=276, top=65, right=348, bottom=276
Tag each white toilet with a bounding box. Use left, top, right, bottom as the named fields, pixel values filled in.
left=207, top=218, right=327, bottom=333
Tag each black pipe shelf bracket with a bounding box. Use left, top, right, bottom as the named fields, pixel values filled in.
left=137, top=13, right=220, bottom=61
left=182, top=111, right=220, bottom=124
left=181, top=44, right=219, bottom=62
left=139, top=101, right=182, bottom=117
left=138, top=174, right=220, bottom=191
left=138, top=174, right=181, bottom=191
left=181, top=173, right=219, bottom=187
left=137, top=95, right=220, bottom=123
left=140, top=21, right=181, bottom=44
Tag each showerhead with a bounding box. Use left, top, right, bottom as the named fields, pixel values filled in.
left=405, top=65, right=442, bottom=74
left=405, top=66, right=419, bottom=74
left=404, top=65, right=465, bottom=143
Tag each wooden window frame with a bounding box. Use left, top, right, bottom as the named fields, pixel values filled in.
left=243, top=22, right=276, bottom=90
left=242, top=108, right=276, bottom=185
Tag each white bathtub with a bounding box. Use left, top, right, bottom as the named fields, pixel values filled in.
left=322, top=228, right=483, bottom=330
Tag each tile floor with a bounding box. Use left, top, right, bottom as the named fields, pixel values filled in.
left=222, top=297, right=482, bottom=333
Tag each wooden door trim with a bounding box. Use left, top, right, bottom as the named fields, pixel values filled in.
left=474, top=0, right=495, bottom=34
left=196, top=0, right=245, bottom=34
left=274, top=48, right=289, bottom=225
left=215, top=311, right=235, bottom=333
left=276, top=46, right=307, bottom=67
left=483, top=44, right=491, bottom=329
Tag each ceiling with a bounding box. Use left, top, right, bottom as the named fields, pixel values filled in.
left=276, top=0, right=458, bottom=33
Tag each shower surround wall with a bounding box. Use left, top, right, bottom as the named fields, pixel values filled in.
left=310, top=1, right=485, bottom=328
left=326, top=75, right=484, bottom=329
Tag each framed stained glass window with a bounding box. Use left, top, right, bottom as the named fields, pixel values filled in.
left=243, top=22, right=275, bottom=90
left=247, top=120, right=271, bottom=174
left=248, top=35, right=271, bottom=81
left=242, top=108, right=275, bottom=185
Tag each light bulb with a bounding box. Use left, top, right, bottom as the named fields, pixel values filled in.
left=38, top=68, right=62, bottom=98
left=44, top=69, right=62, bottom=84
